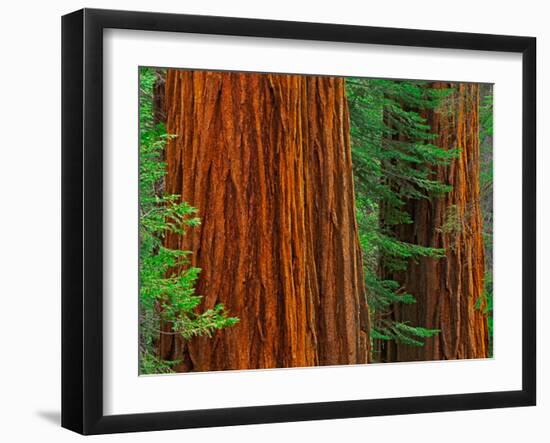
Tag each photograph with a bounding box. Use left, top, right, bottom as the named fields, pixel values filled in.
left=138, top=67, right=494, bottom=374
left=0, top=1, right=542, bottom=439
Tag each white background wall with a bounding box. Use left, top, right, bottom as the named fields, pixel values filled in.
left=0, top=0, right=546, bottom=441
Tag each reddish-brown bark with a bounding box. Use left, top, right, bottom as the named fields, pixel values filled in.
left=159, top=70, right=370, bottom=371
left=381, top=83, right=489, bottom=362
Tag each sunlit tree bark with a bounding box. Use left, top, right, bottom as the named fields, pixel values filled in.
left=159, top=70, right=370, bottom=371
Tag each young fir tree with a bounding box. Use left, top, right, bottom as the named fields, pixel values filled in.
left=346, top=79, right=456, bottom=361
left=139, top=67, right=238, bottom=374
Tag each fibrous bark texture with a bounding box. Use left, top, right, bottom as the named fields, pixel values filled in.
left=160, top=70, right=370, bottom=371
left=382, top=83, right=488, bottom=362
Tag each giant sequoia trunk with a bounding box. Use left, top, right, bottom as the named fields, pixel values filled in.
left=382, top=83, right=489, bottom=362
left=159, top=70, right=370, bottom=371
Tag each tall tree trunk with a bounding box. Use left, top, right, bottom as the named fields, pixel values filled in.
left=382, top=83, right=488, bottom=362
left=159, top=70, right=370, bottom=371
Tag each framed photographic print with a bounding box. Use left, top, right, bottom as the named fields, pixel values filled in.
left=61, top=8, right=536, bottom=435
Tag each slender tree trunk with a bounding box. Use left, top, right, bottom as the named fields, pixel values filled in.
left=382, top=83, right=488, bottom=362
left=159, top=70, right=370, bottom=371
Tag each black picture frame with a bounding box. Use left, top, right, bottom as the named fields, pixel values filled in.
left=62, top=8, right=536, bottom=435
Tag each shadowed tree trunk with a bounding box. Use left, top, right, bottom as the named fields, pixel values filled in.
left=382, top=83, right=489, bottom=362
left=159, top=70, right=370, bottom=371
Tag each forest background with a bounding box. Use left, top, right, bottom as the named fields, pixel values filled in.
left=139, top=68, right=493, bottom=374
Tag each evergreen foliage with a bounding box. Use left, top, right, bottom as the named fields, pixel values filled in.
left=347, top=79, right=456, bottom=357
left=477, top=87, right=494, bottom=356
left=139, top=67, right=238, bottom=374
